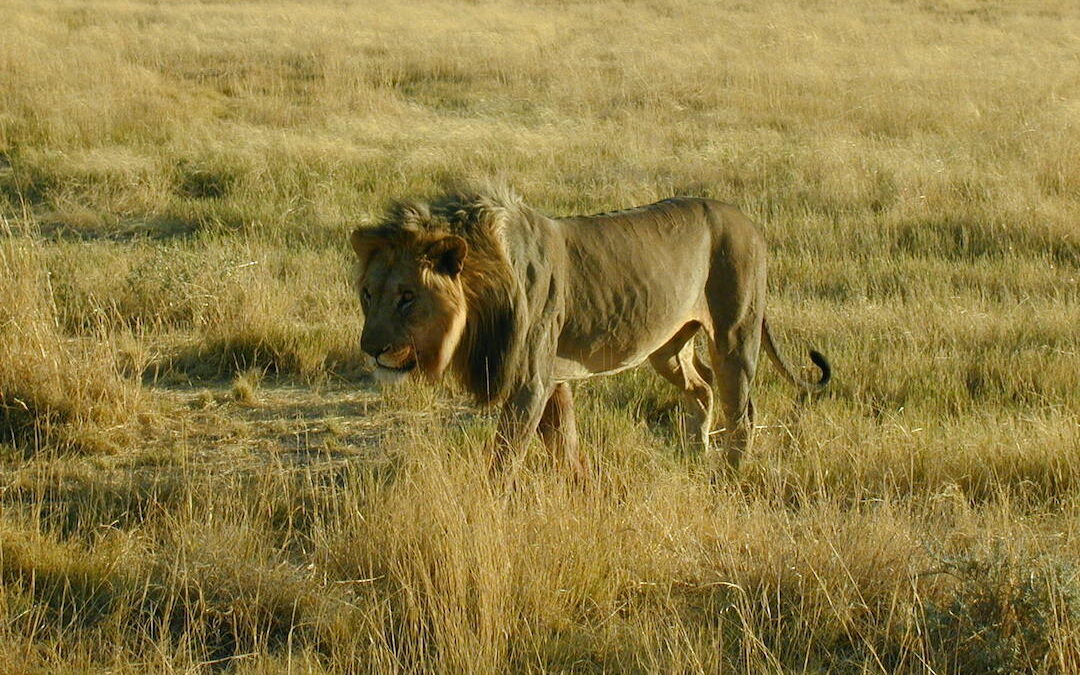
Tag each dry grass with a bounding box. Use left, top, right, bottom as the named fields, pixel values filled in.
left=1, top=0, right=1079, bottom=671
left=0, top=221, right=147, bottom=455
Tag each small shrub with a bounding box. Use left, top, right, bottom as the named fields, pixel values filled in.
left=924, top=543, right=1080, bottom=673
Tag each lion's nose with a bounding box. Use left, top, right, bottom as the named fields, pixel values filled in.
left=360, top=334, right=388, bottom=359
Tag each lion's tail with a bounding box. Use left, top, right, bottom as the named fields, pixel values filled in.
left=762, top=316, right=831, bottom=391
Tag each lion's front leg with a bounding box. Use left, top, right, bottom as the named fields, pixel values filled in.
left=491, top=379, right=550, bottom=484
left=537, top=382, right=591, bottom=484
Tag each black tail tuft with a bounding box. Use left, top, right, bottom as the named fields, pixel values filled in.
left=809, top=350, right=831, bottom=387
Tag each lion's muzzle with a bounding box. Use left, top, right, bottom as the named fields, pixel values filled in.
left=372, top=345, right=417, bottom=371
left=369, top=345, right=417, bottom=386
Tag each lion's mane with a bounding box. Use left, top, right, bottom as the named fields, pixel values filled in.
left=372, top=186, right=533, bottom=405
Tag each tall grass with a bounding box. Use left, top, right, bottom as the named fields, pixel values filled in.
left=1, top=0, right=1078, bottom=671
left=0, top=222, right=145, bottom=455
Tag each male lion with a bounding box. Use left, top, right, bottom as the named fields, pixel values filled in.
left=350, top=188, right=830, bottom=481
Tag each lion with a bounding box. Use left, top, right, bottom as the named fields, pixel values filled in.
left=350, top=187, right=830, bottom=481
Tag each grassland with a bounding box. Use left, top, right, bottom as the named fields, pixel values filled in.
left=1, top=0, right=1079, bottom=671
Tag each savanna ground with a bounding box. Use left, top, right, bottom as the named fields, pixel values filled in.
left=1, top=0, right=1079, bottom=671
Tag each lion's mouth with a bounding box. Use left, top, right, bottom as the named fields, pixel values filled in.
left=375, top=360, right=416, bottom=374
left=373, top=351, right=418, bottom=384
left=373, top=361, right=416, bottom=386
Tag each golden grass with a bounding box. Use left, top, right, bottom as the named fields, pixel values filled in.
left=0, top=222, right=146, bottom=455
left=1, top=0, right=1079, bottom=671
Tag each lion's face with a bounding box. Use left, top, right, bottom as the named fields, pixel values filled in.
left=351, top=229, right=469, bottom=385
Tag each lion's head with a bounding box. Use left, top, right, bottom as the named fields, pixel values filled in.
left=351, top=206, right=469, bottom=385
left=351, top=190, right=531, bottom=401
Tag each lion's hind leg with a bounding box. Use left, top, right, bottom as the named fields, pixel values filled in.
left=648, top=323, right=714, bottom=455
left=705, top=320, right=761, bottom=472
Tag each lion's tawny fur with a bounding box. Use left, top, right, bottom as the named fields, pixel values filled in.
left=352, top=186, right=830, bottom=476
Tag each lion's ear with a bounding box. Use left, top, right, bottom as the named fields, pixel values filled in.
left=350, top=228, right=384, bottom=272
left=424, top=235, right=468, bottom=277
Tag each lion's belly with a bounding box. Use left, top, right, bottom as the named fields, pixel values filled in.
left=553, top=293, right=707, bottom=382
left=551, top=341, right=664, bottom=381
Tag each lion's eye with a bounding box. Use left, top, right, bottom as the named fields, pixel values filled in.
left=398, top=290, right=415, bottom=310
